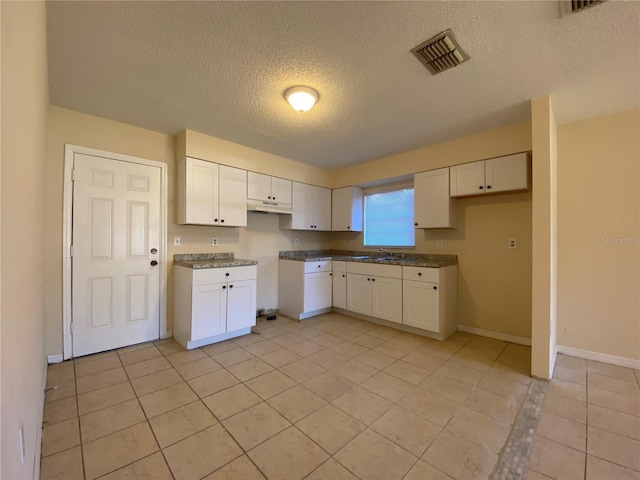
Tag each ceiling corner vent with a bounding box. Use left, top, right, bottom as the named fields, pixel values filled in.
left=561, top=0, right=606, bottom=15
left=411, top=29, right=470, bottom=76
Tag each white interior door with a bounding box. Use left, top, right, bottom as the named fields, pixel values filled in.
left=72, top=153, right=161, bottom=357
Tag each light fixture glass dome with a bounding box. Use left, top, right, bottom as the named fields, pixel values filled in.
left=284, top=86, right=319, bottom=112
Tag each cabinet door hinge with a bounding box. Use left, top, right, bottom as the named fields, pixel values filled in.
left=70, top=322, right=74, bottom=335
left=71, top=169, right=76, bottom=182
left=70, top=245, right=75, bottom=258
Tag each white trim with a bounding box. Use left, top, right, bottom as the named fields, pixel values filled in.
left=457, top=324, right=532, bottom=346
left=557, top=344, right=640, bottom=370
left=47, top=354, right=64, bottom=364
left=162, top=330, right=173, bottom=340
left=62, top=144, right=168, bottom=360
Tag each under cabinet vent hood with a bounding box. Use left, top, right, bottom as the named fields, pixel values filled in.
left=247, top=200, right=292, bottom=214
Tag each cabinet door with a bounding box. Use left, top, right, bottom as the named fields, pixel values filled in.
left=414, top=168, right=454, bottom=228
left=314, top=186, right=332, bottom=231
left=304, top=272, right=332, bottom=312
left=403, top=280, right=439, bottom=332
left=185, top=159, right=219, bottom=225
left=346, top=273, right=372, bottom=316
left=227, top=279, right=257, bottom=331
left=450, top=161, right=485, bottom=197
left=219, top=165, right=247, bottom=227
left=371, top=276, right=402, bottom=323
left=247, top=171, right=272, bottom=202
left=291, top=182, right=310, bottom=230
left=485, top=153, right=529, bottom=193
left=271, top=177, right=292, bottom=205
left=191, top=283, right=227, bottom=340
left=332, top=271, right=347, bottom=309
left=332, top=186, right=363, bottom=232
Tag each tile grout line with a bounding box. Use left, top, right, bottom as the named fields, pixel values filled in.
left=489, top=377, right=548, bottom=480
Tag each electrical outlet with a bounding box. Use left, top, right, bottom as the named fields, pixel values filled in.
left=173, top=236, right=181, bottom=247
left=294, top=238, right=300, bottom=246
left=436, top=239, right=444, bottom=248
left=508, top=238, right=517, bottom=249
left=212, top=237, right=218, bottom=247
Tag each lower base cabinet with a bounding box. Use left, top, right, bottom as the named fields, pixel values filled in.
left=332, top=261, right=347, bottom=309
left=174, top=265, right=257, bottom=349
left=279, top=259, right=332, bottom=320
left=346, top=263, right=403, bottom=324
left=402, top=265, right=457, bottom=337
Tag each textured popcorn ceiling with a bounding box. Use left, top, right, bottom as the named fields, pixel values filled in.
left=46, top=1, right=639, bottom=168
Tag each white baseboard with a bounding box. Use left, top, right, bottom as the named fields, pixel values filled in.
left=161, top=330, right=173, bottom=340
left=557, top=345, right=640, bottom=370
left=47, top=354, right=64, bottom=364
left=457, top=325, right=532, bottom=346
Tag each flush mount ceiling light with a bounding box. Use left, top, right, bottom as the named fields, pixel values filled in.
left=284, top=86, right=319, bottom=112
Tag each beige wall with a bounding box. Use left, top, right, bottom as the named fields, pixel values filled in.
left=45, top=107, right=328, bottom=356
left=178, top=130, right=333, bottom=187
left=332, top=123, right=532, bottom=187
left=530, top=96, right=559, bottom=380
left=329, top=123, right=533, bottom=339
left=1, top=2, right=49, bottom=478
left=557, top=110, right=640, bottom=362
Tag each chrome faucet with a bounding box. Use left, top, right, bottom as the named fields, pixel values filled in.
left=379, top=248, right=392, bottom=257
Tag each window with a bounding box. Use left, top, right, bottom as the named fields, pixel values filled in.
left=363, top=187, right=415, bottom=247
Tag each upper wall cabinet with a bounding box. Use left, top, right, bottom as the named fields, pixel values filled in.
left=280, top=182, right=331, bottom=231
left=449, top=152, right=529, bottom=197
left=414, top=168, right=455, bottom=228
left=176, top=157, right=247, bottom=227
left=332, top=186, right=363, bottom=232
left=247, top=172, right=292, bottom=206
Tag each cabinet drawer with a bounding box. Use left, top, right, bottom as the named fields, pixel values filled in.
left=193, top=265, right=257, bottom=286
left=304, top=261, right=332, bottom=273
left=347, top=262, right=402, bottom=279
left=332, top=261, right=347, bottom=273
left=402, top=266, right=439, bottom=283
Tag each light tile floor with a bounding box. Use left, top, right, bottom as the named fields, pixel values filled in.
left=525, top=354, right=640, bottom=480
left=39, top=312, right=638, bottom=480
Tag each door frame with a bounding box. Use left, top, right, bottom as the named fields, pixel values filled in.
left=62, top=144, right=168, bottom=360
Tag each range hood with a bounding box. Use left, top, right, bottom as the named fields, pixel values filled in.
left=247, top=200, right=292, bottom=214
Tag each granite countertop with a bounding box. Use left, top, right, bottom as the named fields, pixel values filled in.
left=279, top=249, right=457, bottom=268
left=174, top=253, right=258, bottom=269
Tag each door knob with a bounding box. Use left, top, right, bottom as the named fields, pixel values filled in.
left=150, top=248, right=158, bottom=254
left=150, top=260, right=158, bottom=266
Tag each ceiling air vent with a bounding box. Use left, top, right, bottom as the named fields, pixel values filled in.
left=411, top=29, right=469, bottom=76
left=561, top=0, right=606, bottom=15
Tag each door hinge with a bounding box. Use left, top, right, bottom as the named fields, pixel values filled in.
left=71, top=169, right=76, bottom=182
left=70, top=245, right=74, bottom=258
left=70, top=322, right=74, bottom=335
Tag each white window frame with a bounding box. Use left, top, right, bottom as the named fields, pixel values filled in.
left=363, top=181, right=415, bottom=248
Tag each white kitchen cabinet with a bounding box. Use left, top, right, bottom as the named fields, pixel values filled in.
left=304, top=272, right=332, bottom=313
left=247, top=172, right=292, bottom=205
left=346, top=262, right=402, bottom=323
left=176, top=157, right=247, bottom=226
left=174, top=265, right=257, bottom=349
left=414, top=168, right=455, bottom=228
left=371, top=276, right=403, bottom=323
left=219, top=165, right=248, bottom=226
left=280, top=182, right=331, bottom=231
left=450, top=152, right=529, bottom=197
left=278, top=259, right=333, bottom=319
left=332, top=186, right=363, bottom=232
left=346, top=273, right=372, bottom=315
left=332, top=261, right=347, bottom=309
left=402, top=265, right=457, bottom=338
